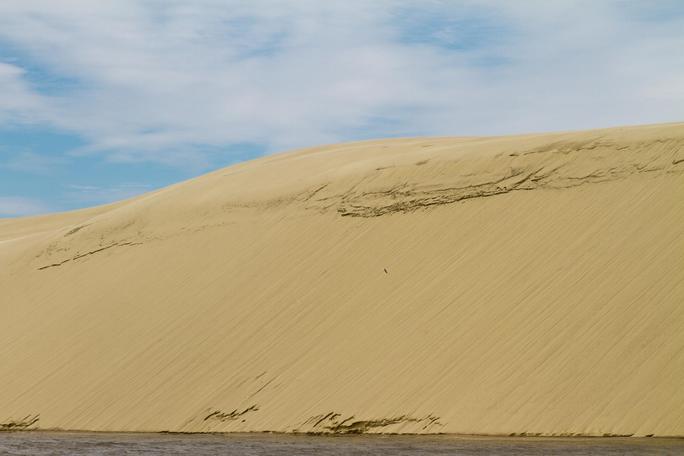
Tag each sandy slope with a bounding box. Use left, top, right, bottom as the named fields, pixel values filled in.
left=1, top=123, right=683, bottom=436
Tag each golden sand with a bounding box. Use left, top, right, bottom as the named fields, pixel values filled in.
left=1, top=123, right=682, bottom=436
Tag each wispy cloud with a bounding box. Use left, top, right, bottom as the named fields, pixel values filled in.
left=0, top=150, right=65, bottom=174
left=0, top=0, right=682, bottom=165
left=63, top=183, right=153, bottom=205
left=0, top=195, right=50, bottom=216
left=0, top=62, right=45, bottom=125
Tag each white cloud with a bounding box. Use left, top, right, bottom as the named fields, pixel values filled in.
left=0, top=196, right=50, bottom=216
left=0, top=62, right=47, bottom=125
left=0, top=0, right=682, bottom=163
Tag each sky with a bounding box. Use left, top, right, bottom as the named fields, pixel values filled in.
left=1, top=0, right=683, bottom=216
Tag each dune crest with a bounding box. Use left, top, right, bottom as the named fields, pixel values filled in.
left=1, top=123, right=683, bottom=436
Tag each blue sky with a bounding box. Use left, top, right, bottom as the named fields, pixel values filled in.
left=1, top=0, right=683, bottom=216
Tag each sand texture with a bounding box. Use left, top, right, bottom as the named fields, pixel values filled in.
left=1, top=123, right=683, bottom=436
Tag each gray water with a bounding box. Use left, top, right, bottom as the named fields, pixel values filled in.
left=1, top=432, right=683, bottom=455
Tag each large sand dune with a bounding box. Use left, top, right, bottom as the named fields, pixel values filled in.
left=1, top=123, right=683, bottom=436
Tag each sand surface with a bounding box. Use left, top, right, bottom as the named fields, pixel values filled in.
left=1, top=123, right=683, bottom=436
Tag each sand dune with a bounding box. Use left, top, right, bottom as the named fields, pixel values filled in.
left=1, top=123, right=683, bottom=436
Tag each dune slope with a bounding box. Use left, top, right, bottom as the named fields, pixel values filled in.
left=1, top=123, right=683, bottom=436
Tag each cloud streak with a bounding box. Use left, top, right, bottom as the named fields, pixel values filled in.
left=64, top=183, right=153, bottom=205
left=0, top=195, right=50, bottom=217
left=0, top=0, right=683, bottom=165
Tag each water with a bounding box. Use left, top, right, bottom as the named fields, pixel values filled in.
left=0, top=432, right=682, bottom=455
